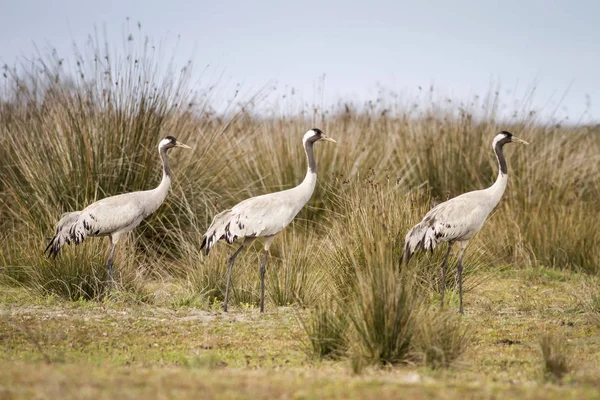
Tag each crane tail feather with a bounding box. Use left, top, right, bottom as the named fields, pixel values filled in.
left=402, top=241, right=413, bottom=265
left=200, top=210, right=250, bottom=255
left=44, top=238, right=58, bottom=259
left=403, top=220, right=439, bottom=263
left=44, top=211, right=83, bottom=259
left=201, top=209, right=243, bottom=256
left=44, top=232, right=70, bottom=258
left=199, top=236, right=209, bottom=255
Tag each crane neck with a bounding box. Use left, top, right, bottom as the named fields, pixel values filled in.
left=155, top=147, right=172, bottom=197
left=305, top=139, right=317, bottom=175
left=488, top=141, right=509, bottom=204
left=495, top=140, right=508, bottom=175
left=136, top=145, right=174, bottom=218
left=298, top=139, right=318, bottom=193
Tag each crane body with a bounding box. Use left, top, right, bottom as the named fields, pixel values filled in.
left=403, top=131, right=529, bottom=313
left=201, top=128, right=336, bottom=313
left=45, top=136, right=191, bottom=289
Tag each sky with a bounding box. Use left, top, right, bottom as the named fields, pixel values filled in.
left=1, top=0, right=599, bottom=123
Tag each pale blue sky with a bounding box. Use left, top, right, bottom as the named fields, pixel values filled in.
left=2, top=0, right=599, bottom=122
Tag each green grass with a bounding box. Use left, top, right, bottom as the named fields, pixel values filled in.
left=1, top=270, right=600, bottom=399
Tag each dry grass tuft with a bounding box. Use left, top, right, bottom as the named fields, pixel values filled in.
left=414, top=309, right=470, bottom=369
left=540, top=332, right=570, bottom=381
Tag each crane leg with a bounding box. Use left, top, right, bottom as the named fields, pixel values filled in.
left=456, top=243, right=467, bottom=314
left=224, top=243, right=246, bottom=312
left=105, top=238, right=117, bottom=294
left=439, top=243, right=453, bottom=307
left=259, top=235, right=275, bottom=313
left=259, top=250, right=268, bottom=313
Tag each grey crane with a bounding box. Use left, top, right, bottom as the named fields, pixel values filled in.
left=45, top=136, right=191, bottom=290
left=200, top=128, right=336, bottom=313
left=403, top=131, right=529, bottom=313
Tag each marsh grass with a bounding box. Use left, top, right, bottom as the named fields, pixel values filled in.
left=347, top=265, right=420, bottom=367
left=27, top=238, right=150, bottom=301
left=299, top=177, right=471, bottom=369
left=183, top=226, right=325, bottom=310
left=0, top=28, right=598, bottom=380
left=302, top=303, right=349, bottom=360
left=266, top=227, right=326, bottom=308
left=185, top=249, right=259, bottom=307
left=302, top=241, right=470, bottom=369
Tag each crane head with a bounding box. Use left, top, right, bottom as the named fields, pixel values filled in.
left=494, top=131, right=529, bottom=148
left=159, top=136, right=192, bottom=151
left=304, top=128, right=337, bottom=145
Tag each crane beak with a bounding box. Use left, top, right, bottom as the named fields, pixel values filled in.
left=321, top=135, right=337, bottom=143
left=175, top=142, right=192, bottom=149
left=511, top=136, right=530, bottom=145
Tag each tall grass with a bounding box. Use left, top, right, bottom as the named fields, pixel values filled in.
left=347, top=265, right=419, bottom=367
left=298, top=176, right=471, bottom=369
left=302, top=303, right=349, bottom=360
left=1, top=27, right=599, bottom=310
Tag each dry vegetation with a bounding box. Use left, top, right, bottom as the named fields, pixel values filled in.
left=1, top=30, right=599, bottom=398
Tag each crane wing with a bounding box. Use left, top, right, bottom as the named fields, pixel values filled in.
left=45, top=193, right=146, bottom=257
left=200, top=192, right=302, bottom=255
left=403, top=194, right=490, bottom=263
left=232, top=195, right=299, bottom=235
left=68, top=194, right=146, bottom=244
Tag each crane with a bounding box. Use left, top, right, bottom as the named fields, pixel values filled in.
left=200, top=128, right=336, bottom=313
left=45, top=136, right=191, bottom=291
left=403, top=131, right=529, bottom=313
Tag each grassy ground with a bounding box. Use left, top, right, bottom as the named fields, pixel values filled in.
left=2, top=268, right=599, bottom=399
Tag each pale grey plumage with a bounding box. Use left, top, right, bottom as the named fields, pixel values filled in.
left=202, top=180, right=316, bottom=250
left=201, top=128, right=336, bottom=313
left=403, top=131, right=529, bottom=313
left=404, top=190, right=500, bottom=256
left=45, top=136, right=191, bottom=288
